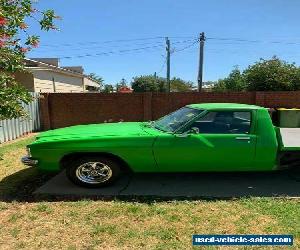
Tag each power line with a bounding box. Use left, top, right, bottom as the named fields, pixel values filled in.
left=38, top=35, right=300, bottom=49
left=172, top=39, right=198, bottom=44
left=169, top=36, right=197, bottom=39
left=173, top=39, right=199, bottom=53
left=155, top=41, right=197, bottom=77
left=39, top=36, right=198, bottom=48
left=43, top=39, right=197, bottom=58
left=36, top=34, right=300, bottom=52
left=35, top=41, right=165, bottom=52
left=157, top=58, right=167, bottom=74
left=39, top=36, right=165, bottom=48
left=206, top=37, right=300, bottom=45
left=59, top=44, right=165, bottom=59
left=35, top=39, right=197, bottom=57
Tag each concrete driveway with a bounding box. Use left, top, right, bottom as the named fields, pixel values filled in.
left=34, top=171, right=300, bottom=199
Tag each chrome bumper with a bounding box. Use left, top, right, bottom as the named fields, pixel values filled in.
left=21, top=156, right=38, bottom=166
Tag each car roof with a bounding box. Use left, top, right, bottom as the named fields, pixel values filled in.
left=187, top=103, right=265, bottom=110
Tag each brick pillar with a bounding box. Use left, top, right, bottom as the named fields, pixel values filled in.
left=39, top=93, right=51, bottom=130
left=143, top=92, right=153, bottom=121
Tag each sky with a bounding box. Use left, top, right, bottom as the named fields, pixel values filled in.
left=26, top=0, right=300, bottom=86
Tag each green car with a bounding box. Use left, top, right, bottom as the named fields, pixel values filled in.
left=22, top=103, right=300, bottom=188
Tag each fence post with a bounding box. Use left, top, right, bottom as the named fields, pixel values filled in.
left=143, top=92, right=153, bottom=121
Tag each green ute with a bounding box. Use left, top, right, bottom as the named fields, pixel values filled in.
left=21, top=103, right=300, bottom=188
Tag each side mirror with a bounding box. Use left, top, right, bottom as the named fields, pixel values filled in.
left=189, top=127, right=200, bottom=134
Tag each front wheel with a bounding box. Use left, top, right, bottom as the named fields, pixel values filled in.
left=66, top=156, right=121, bottom=188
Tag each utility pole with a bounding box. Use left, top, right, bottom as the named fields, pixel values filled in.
left=197, top=32, right=205, bottom=92
left=166, top=37, right=171, bottom=92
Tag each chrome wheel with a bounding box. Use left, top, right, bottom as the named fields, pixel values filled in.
left=75, top=162, right=113, bottom=184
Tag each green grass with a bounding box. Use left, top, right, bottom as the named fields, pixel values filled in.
left=0, top=136, right=35, bottom=156
left=0, top=135, right=300, bottom=249
left=241, top=198, right=300, bottom=237
left=0, top=136, right=53, bottom=200
left=0, top=136, right=35, bottom=196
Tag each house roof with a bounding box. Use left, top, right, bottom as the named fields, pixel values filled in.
left=29, top=58, right=59, bottom=67
left=24, top=58, right=100, bottom=86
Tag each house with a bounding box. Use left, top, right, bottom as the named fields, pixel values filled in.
left=118, top=86, right=133, bottom=93
left=14, top=58, right=100, bottom=93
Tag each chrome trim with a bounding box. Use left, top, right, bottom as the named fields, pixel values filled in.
left=235, top=136, right=251, bottom=140
left=26, top=147, right=32, bottom=157
left=21, top=156, right=38, bottom=166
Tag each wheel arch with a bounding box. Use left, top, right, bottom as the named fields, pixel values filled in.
left=60, top=152, right=132, bottom=173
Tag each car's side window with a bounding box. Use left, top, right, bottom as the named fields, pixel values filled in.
left=188, top=111, right=252, bottom=134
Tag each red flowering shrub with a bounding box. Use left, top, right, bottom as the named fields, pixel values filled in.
left=31, top=41, right=39, bottom=48
left=19, top=23, right=28, bottom=29
left=19, top=47, right=30, bottom=53
left=0, top=0, right=60, bottom=119
left=0, top=16, right=7, bottom=26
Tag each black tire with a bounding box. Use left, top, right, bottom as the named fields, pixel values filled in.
left=66, top=156, right=121, bottom=188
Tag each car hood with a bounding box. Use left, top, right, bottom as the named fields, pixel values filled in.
left=36, top=122, right=156, bottom=141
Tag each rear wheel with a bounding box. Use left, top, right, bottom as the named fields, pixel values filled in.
left=66, top=156, right=121, bottom=188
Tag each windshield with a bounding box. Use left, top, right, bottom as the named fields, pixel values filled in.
left=153, top=107, right=203, bottom=133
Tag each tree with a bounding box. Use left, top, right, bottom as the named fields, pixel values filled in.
left=213, top=67, right=247, bottom=92
left=116, top=78, right=127, bottom=91
left=131, top=75, right=166, bottom=92
left=244, top=57, right=300, bottom=91
left=88, top=73, right=104, bottom=86
left=103, top=84, right=114, bottom=93
left=170, top=77, right=194, bottom=92
left=131, top=75, right=195, bottom=92
left=0, top=0, right=59, bottom=119
left=213, top=57, right=300, bottom=92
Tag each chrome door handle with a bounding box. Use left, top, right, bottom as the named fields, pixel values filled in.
left=235, top=136, right=250, bottom=140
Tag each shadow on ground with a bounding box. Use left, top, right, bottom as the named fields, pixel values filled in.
left=1, top=168, right=300, bottom=202
left=0, top=167, right=54, bottom=202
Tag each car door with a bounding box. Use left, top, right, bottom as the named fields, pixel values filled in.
left=153, top=110, right=257, bottom=172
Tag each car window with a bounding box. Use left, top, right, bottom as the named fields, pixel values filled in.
left=197, top=112, right=216, bottom=122
left=154, top=107, right=204, bottom=133
left=188, top=111, right=251, bottom=134
left=234, top=112, right=251, bottom=121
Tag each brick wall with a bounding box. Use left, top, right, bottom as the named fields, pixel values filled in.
left=40, top=91, right=300, bottom=130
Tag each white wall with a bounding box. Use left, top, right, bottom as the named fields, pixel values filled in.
left=32, top=69, right=84, bottom=93
left=83, top=77, right=100, bottom=92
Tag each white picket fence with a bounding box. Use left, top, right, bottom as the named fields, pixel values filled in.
left=0, top=93, right=41, bottom=143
